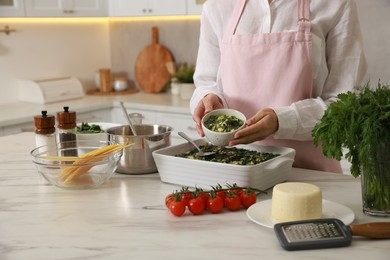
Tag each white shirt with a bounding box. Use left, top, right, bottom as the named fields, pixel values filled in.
left=190, top=0, right=367, bottom=141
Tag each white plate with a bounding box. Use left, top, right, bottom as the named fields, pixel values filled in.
left=246, top=199, right=355, bottom=229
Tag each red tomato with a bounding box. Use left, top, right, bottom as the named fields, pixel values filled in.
left=207, top=196, right=224, bottom=214
left=180, top=192, right=192, bottom=207
left=165, top=194, right=173, bottom=208
left=188, top=196, right=206, bottom=215
left=227, top=184, right=243, bottom=196
left=224, top=192, right=241, bottom=211
left=230, top=188, right=243, bottom=197
left=169, top=200, right=186, bottom=217
left=198, top=192, right=210, bottom=205
left=240, top=190, right=257, bottom=209
left=216, top=190, right=226, bottom=201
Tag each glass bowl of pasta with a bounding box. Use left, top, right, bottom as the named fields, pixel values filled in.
left=31, top=140, right=127, bottom=189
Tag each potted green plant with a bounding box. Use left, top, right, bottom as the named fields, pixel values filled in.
left=312, top=80, right=390, bottom=217
left=172, top=63, right=196, bottom=100
left=174, top=63, right=195, bottom=84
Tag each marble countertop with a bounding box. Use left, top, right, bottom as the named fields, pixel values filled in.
left=1, top=132, right=389, bottom=260
left=0, top=91, right=191, bottom=127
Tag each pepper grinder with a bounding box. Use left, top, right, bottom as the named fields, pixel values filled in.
left=56, top=106, right=77, bottom=156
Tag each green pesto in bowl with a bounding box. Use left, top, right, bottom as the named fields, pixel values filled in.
left=203, top=114, right=244, bottom=133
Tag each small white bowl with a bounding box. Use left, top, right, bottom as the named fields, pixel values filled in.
left=201, top=109, right=246, bottom=146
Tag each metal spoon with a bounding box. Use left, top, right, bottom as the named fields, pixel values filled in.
left=120, top=101, right=137, bottom=136
left=178, top=131, right=215, bottom=157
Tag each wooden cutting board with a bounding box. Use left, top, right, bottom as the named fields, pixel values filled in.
left=134, top=26, right=174, bottom=93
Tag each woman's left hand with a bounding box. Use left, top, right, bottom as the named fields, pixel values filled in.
left=193, top=94, right=224, bottom=136
left=228, top=108, right=278, bottom=146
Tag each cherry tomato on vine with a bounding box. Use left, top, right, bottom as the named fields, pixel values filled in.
left=207, top=195, right=224, bottom=214
left=169, top=200, right=186, bottom=217
left=213, top=184, right=226, bottom=200
left=198, top=192, right=210, bottom=205
left=188, top=196, right=206, bottom=215
left=165, top=194, right=173, bottom=208
left=228, top=184, right=243, bottom=197
left=216, top=190, right=226, bottom=201
left=180, top=192, right=192, bottom=207
left=240, top=189, right=257, bottom=209
left=224, top=192, right=241, bottom=211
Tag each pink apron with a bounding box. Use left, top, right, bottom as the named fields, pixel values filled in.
left=220, top=0, right=342, bottom=173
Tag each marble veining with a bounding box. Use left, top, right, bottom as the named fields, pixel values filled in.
left=0, top=133, right=388, bottom=260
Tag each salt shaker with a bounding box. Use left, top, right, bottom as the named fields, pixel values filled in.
left=34, top=110, right=56, bottom=150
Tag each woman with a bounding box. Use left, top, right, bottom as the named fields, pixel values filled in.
left=190, top=0, right=367, bottom=173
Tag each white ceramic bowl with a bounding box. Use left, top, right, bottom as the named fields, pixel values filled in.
left=201, top=109, right=246, bottom=146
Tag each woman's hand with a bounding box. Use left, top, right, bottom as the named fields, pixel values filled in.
left=193, top=94, right=224, bottom=136
left=229, top=108, right=278, bottom=146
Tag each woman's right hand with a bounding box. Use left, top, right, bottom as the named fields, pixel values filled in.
left=193, top=94, right=224, bottom=136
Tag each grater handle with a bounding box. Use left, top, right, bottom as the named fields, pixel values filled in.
left=349, top=222, right=390, bottom=239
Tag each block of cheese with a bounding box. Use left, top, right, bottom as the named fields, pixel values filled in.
left=271, top=182, right=322, bottom=222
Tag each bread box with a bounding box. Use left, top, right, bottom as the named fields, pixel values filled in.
left=18, top=77, right=84, bottom=104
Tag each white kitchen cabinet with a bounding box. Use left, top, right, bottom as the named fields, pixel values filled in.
left=24, top=0, right=108, bottom=17
left=2, top=121, right=35, bottom=136
left=109, top=0, right=186, bottom=17
left=158, top=112, right=198, bottom=144
left=186, top=0, right=205, bottom=15
left=0, top=0, right=25, bottom=16
left=76, top=108, right=112, bottom=123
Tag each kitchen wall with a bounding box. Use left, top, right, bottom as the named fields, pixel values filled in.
left=109, top=18, right=200, bottom=88
left=0, top=19, right=110, bottom=104
left=0, top=0, right=389, bottom=105
left=356, top=0, right=390, bottom=83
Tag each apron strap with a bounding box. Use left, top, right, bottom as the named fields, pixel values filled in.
left=224, top=0, right=311, bottom=40
left=224, top=0, right=247, bottom=39
left=297, top=0, right=311, bottom=33
left=298, top=0, right=310, bottom=22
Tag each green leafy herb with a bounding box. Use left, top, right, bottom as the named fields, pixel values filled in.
left=77, top=122, right=104, bottom=133
left=173, top=63, right=195, bottom=84
left=312, top=81, right=390, bottom=212
left=175, top=144, right=279, bottom=165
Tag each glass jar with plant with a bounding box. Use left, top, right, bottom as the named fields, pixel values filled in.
left=312, top=80, right=390, bottom=217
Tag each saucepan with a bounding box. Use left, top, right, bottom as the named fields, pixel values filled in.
left=107, top=124, right=173, bottom=174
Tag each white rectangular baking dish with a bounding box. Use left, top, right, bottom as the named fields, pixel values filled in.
left=153, top=139, right=296, bottom=191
